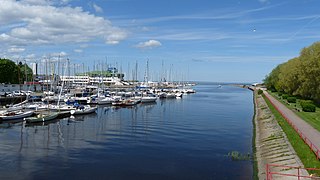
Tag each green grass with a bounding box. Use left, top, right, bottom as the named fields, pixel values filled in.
left=269, top=91, right=320, bottom=132
left=262, top=94, right=320, bottom=174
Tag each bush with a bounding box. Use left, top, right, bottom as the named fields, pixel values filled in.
left=257, top=89, right=263, bottom=95
left=300, top=100, right=316, bottom=112
left=287, top=97, right=296, bottom=103
left=282, top=94, right=289, bottom=99
left=278, top=92, right=282, bottom=96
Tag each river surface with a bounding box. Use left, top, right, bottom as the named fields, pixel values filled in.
left=0, top=83, right=254, bottom=180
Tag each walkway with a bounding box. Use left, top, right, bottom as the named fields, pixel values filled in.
left=264, top=91, right=320, bottom=159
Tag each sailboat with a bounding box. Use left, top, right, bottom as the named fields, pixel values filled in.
left=70, top=105, right=97, bottom=115
left=0, top=110, right=34, bottom=121
left=24, top=111, right=59, bottom=123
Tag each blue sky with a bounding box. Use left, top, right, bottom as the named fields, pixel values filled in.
left=1, top=0, right=320, bottom=83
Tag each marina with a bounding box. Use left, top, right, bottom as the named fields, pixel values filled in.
left=3, top=0, right=316, bottom=179
left=0, top=83, right=254, bottom=180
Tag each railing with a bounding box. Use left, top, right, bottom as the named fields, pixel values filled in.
left=264, top=92, right=320, bottom=160
left=266, top=164, right=320, bottom=180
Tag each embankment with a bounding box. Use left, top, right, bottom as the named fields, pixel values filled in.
left=253, top=91, right=307, bottom=179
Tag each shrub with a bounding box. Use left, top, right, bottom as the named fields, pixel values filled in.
left=287, top=97, right=296, bottom=103
left=282, top=94, right=289, bottom=99
left=278, top=92, right=282, bottom=96
left=300, top=100, right=316, bottom=112
left=300, top=100, right=313, bottom=106
left=257, top=89, right=263, bottom=95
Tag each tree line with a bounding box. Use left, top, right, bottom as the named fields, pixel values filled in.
left=0, top=58, right=33, bottom=84
left=264, top=41, right=320, bottom=104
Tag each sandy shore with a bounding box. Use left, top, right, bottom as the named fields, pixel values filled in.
left=253, top=91, right=308, bottom=179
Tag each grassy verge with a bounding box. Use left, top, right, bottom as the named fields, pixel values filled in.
left=269, top=91, right=320, bottom=132
left=252, top=91, right=258, bottom=180
left=262, top=93, right=320, bottom=174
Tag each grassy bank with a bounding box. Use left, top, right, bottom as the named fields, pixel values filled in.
left=262, top=93, right=320, bottom=174
left=269, top=91, right=320, bottom=132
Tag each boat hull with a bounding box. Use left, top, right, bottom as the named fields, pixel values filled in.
left=25, top=112, right=59, bottom=123
left=0, top=111, right=34, bottom=121
left=70, top=107, right=97, bottom=115
left=141, top=97, right=157, bottom=103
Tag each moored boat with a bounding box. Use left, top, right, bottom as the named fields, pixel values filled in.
left=70, top=106, right=97, bottom=115
left=165, top=93, right=176, bottom=99
left=98, top=97, right=114, bottom=105
left=175, top=92, right=183, bottom=98
left=49, top=104, right=76, bottom=111
left=0, top=110, right=34, bottom=121
left=24, top=112, right=59, bottom=123
left=141, top=96, right=157, bottom=103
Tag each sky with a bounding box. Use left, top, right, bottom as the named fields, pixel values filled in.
left=1, top=0, right=320, bottom=83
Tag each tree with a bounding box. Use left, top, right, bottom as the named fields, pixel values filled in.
left=277, top=57, right=301, bottom=95
left=0, top=58, right=20, bottom=84
left=18, top=61, right=33, bottom=83
left=264, top=63, right=283, bottom=92
left=0, top=58, right=33, bottom=84
left=297, top=42, right=320, bottom=103
left=264, top=41, right=320, bottom=104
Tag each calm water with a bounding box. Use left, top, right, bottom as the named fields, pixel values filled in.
left=0, top=83, right=254, bottom=180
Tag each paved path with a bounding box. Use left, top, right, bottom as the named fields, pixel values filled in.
left=264, top=91, right=320, bottom=158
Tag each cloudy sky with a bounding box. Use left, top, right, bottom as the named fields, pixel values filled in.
left=1, top=0, right=320, bottom=82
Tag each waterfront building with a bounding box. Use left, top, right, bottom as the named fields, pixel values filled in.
left=60, top=75, right=123, bottom=86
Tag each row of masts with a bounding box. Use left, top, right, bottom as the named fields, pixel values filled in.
left=23, top=57, right=191, bottom=84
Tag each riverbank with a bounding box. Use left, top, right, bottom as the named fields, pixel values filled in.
left=253, top=90, right=308, bottom=179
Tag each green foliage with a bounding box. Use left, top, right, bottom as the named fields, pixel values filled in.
left=264, top=41, right=320, bottom=103
left=257, top=89, right=263, bottom=95
left=287, top=97, right=296, bottom=103
left=264, top=64, right=283, bottom=92
left=0, top=59, right=33, bottom=84
left=18, top=62, right=33, bottom=82
left=282, top=94, right=289, bottom=99
left=227, top=151, right=251, bottom=161
left=300, top=100, right=316, bottom=112
left=0, top=58, right=20, bottom=84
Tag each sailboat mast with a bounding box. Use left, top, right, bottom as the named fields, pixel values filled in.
left=144, top=60, right=149, bottom=83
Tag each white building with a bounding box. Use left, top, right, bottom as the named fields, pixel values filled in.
left=60, top=75, right=123, bottom=86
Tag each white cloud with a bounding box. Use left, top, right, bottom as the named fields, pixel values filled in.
left=74, top=49, right=83, bottom=53
left=80, top=44, right=89, bottom=48
left=50, top=51, right=68, bottom=57
left=93, top=3, right=103, bottom=13
left=106, top=31, right=128, bottom=44
left=135, top=40, right=162, bottom=49
left=20, top=0, right=70, bottom=6
left=192, top=55, right=293, bottom=63
left=0, top=0, right=127, bottom=46
left=141, top=26, right=150, bottom=31
left=7, top=47, right=25, bottom=53
left=26, top=54, right=36, bottom=59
